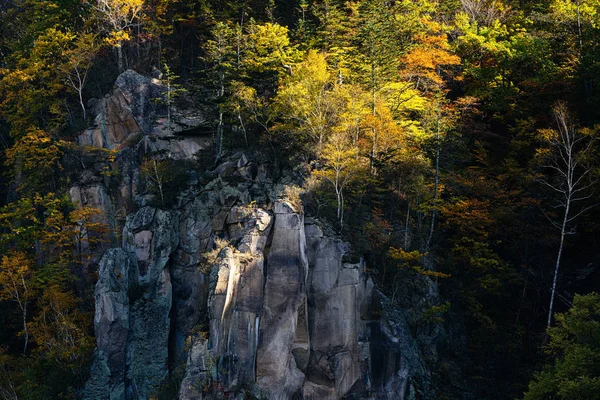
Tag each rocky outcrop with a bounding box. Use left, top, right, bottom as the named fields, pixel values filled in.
left=85, top=184, right=435, bottom=399
left=301, top=220, right=373, bottom=399
left=84, top=207, right=179, bottom=399
left=81, top=72, right=441, bottom=400
left=78, top=70, right=210, bottom=158
left=255, top=202, right=308, bottom=398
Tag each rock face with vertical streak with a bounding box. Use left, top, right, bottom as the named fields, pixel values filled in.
left=82, top=72, right=442, bottom=400
left=255, top=201, right=308, bottom=399
left=84, top=167, right=437, bottom=400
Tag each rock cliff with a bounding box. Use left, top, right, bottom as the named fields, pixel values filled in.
left=77, top=71, right=441, bottom=400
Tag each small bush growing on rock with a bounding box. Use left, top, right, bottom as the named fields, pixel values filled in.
left=281, top=185, right=304, bottom=212
left=199, top=238, right=232, bottom=273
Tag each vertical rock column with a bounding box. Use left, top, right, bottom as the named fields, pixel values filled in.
left=84, top=206, right=179, bottom=400
left=256, top=202, right=309, bottom=399
left=208, top=207, right=274, bottom=388
left=122, top=207, right=179, bottom=398
left=84, top=249, right=134, bottom=400
left=302, top=220, right=375, bottom=399
left=179, top=206, right=274, bottom=397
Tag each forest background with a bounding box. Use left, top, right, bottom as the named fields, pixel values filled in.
left=1, top=0, right=600, bottom=399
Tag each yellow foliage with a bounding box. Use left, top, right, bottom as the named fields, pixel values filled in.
left=389, top=247, right=451, bottom=278
left=29, top=285, right=94, bottom=367
left=105, top=30, right=131, bottom=46
left=0, top=251, right=34, bottom=303
left=276, top=50, right=343, bottom=147
left=5, top=128, right=63, bottom=194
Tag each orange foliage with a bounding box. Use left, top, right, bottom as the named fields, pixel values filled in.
left=402, top=21, right=461, bottom=88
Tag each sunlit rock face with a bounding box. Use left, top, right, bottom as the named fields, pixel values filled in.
left=85, top=193, right=433, bottom=399
left=81, top=72, right=438, bottom=400
left=78, top=69, right=210, bottom=157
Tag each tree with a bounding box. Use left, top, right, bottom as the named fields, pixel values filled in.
left=0, top=27, right=76, bottom=136
left=401, top=20, right=461, bottom=92
left=4, top=128, right=64, bottom=196
left=354, top=0, right=403, bottom=114
left=228, top=81, right=254, bottom=146
left=60, top=33, right=99, bottom=123
left=156, top=63, right=187, bottom=133
left=549, top=0, right=600, bottom=104
left=69, top=206, right=111, bottom=266
left=93, top=0, right=144, bottom=72
left=524, top=292, right=600, bottom=400
left=0, top=252, right=34, bottom=355
left=360, top=100, right=406, bottom=174
left=454, top=10, right=555, bottom=117
left=352, top=0, right=434, bottom=112
left=537, top=101, right=597, bottom=329
left=29, top=285, right=94, bottom=373
left=460, top=0, right=510, bottom=26
left=276, top=50, right=343, bottom=150
left=204, top=21, right=236, bottom=161
left=141, top=155, right=172, bottom=207
left=314, top=130, right=363, bottom=228
left=388, top=247, right=450, bottom=278
left=243, top=21, right=297, bottom=79
left=422, top=96, right=457, bottom=253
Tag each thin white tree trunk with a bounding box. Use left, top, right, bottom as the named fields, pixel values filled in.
left=547, top=204, right=569, bottom=329
left=340, top=189, right=345, bottom=229
left=426, top=143, right=440, bottom=252
left=238, top=112, right=248, bottom=146
left=404, top=200, right=411, bottom=249
left=216, top=111, right=224, bottom=162
left=117, top=42, right=123, bottom=72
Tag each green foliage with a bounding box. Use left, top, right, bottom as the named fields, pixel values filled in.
left=2, top=0, right=600, bottom=399
left=454, top=12, right=556, bottom=116
left=524, top=293, right=600, bottom=400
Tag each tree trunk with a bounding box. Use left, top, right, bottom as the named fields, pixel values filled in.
left=426, top=143, right=440, bottom=252
left=404, top=200, right=411, bottom=249
left=17, top=276, right=28, bottom=355
left=167, top=80, right=171, bottom=133
left=78, top=88, right=86, bottom=122
left=336, top=190, right=341, bottom=221
left=340, top=190, right=345, bottom=229
left=153, top=160, right=165, bottom=207
left=238, top=112, right=248, bottom=146
left=22, top=302, right=28, bottom=355
left=371, top=128, right=377, bottom=174
left=216, top=111, right=224, bottom=162
left=547, top=201, right=570, bottom=329
left=117, top=42, right=124, bottom=72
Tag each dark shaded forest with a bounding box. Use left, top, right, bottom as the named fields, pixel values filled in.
left=1, top=0, right=600, bottom=399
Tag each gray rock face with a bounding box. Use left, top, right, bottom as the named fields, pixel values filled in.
left=302, top=221, right=370, bottom=399
left=78, top=70, right=209, bottom=158
left=84, top=249, right=133, bottom=400
left=256, top=202, right=308, bottom=399
left=179, top=338, right=210, bottom=400
left=80, top=72, right=441, bottom=400
left=84, top=207, right=179, bottom=400
left=208, top=207, right=273, bottom=389
left=86, top=197, right=435, bottom=400
left=114, top=70, right=164, bottom=135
